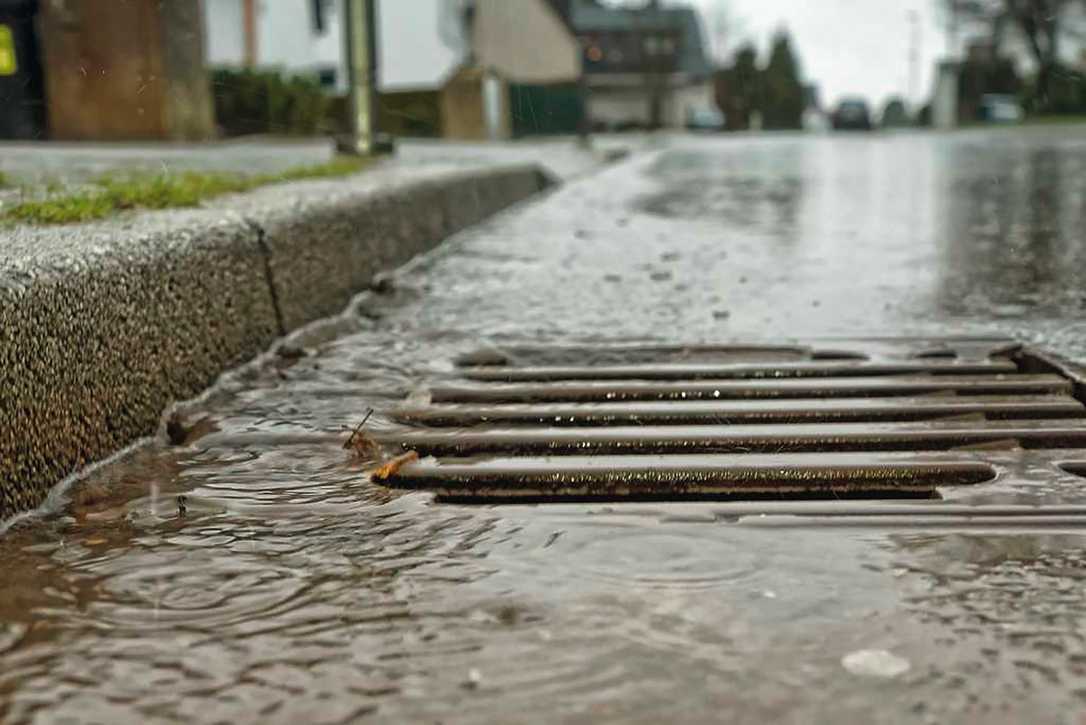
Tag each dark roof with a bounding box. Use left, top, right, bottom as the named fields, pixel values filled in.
left=567, top=0, right=711, bottom=76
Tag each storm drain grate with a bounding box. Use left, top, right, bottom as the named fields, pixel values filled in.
left=375, top=339, right=1086, bottom=502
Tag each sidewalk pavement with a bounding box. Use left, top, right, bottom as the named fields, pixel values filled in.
left=0, top=135, right=635, bottom=193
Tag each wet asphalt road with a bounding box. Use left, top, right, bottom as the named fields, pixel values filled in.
left=7, top=128, right=1086, bottom=723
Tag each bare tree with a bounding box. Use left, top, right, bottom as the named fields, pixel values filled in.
left=938, top=0, right=1006, bottom=54
left=1004, top=0, right=1074, bottom=102
left=939, top=0, right=1083, bottom=107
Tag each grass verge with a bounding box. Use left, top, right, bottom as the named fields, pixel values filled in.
left=2, top=156, right=372, bottom=225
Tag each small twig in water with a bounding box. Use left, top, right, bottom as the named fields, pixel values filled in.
left=343, top=409, right=375, bottom=450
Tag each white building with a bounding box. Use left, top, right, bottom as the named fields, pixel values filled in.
left=203, top=0, right=578, bottom=93
left=203, top=0, right=465, bottom=93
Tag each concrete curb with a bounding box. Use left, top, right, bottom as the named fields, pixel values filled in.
left=0, top=163, right=552, bottom=519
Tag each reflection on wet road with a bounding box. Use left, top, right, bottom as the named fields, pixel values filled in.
left=7, top=129, right=1086, bottom=723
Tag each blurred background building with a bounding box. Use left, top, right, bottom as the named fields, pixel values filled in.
left=146, top=0, right=590, bottom=141
left=0, top=0, right=717, bottom=142
left=553, top=0, right=714, bottom=131
left=202, top=0, right=711, bottom=139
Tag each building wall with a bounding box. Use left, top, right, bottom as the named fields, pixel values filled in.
left=258, top=0, right=342, bottom=83
left=441, top=68, right=490, bottom=140
left=588, top=89, right=651, bottom=128
left=473, top=0, right=581, bottom=83
left=379, top=0, right=463, bottom=92
left=666, top=81, right=713, bottom=127
left=205, top=0, right=245, bottom=65
left=205, top=0, right=345, bottom=90
left=933, top=61, right=959, bottom=129
left=588, top=80, right=712, bottom=129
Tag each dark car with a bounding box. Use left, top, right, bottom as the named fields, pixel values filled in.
left=832, top=98, right=873, bottom=131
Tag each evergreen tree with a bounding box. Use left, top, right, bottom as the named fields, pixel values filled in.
left=760, top=31, right=805, bottom=130
left=714, top=43, right=760, bottom=130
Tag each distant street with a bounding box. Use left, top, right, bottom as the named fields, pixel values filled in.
left=385, top=125, right=1086, bottom=353
left=7, top=127, right=1086, bottom=722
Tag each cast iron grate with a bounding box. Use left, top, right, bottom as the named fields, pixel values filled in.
left=374, top=339, right=1086, bottom=502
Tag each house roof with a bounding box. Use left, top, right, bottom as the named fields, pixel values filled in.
left=567, top=0, right=711, bottom=76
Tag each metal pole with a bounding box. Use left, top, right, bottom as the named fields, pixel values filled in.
left=907, top=9, right=920, bottom=111
left=647, top=0, right=663, bottom=129
left=242, top=0, right=258, bottom=68
left=946, top=0, right=958, bottom=59
left=344, top=0, right=377, bottom=155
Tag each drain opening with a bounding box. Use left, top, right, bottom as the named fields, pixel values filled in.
left=1057, top=462, right=1086, bottom=479
left=386, top=455, right=997, bottom=502
left=375, top=340, right=1086, bottom=502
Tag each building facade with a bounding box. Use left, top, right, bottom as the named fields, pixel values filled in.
left=203, top=0, right=582, bottom=139
left=556, top=0, right=714, bottom=130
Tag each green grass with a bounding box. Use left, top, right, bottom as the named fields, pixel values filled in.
left=0, top=171, right=9, bottom=189
left=2, top=156, right=372, bottom=225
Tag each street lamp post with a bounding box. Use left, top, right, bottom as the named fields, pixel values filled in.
left=908, top=9, right=921, bottom=112
left=646, top=0, right=664, bottom=129
left=344, top=0, right=378, bottom=155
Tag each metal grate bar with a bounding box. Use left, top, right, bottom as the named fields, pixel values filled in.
left=385, top=418, right=1086, bottom=456
left=395, top=395, right=1086, bottom=427
left=385, top=452, right=997, bottom=500
left=428, top=374, right=1071, bottom=403
left=461, top=360, right=1019, bottom=382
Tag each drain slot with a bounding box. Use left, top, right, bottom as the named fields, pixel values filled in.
left=388, top=454, right=997, bottom=502
left=377, top=340, right=1086, bottom=502
left=386, top=420, right=1086, bottom=456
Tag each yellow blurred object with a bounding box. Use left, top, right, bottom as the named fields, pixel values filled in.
left=0, top=25, right=16, bottom=76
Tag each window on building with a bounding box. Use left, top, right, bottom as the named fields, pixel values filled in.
left=643, top=34, right=678, bottom=57
left=317, top=68, right=337, bottom=88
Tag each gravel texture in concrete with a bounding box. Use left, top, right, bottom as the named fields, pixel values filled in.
left=0, top=162, right=550, bottom=519
left=225, top=165, right=551, bottom=331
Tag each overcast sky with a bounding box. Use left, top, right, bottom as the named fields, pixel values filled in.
left=684, top=0, right=949, bottom=110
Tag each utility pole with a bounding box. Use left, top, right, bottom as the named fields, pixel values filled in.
left=907, top=9, right=921, bottom=110
left=343, top=0, right=378, bottom=155
left=242, top=0, right=258, bottom=68
left=646, top=0, right=664, bottom=129
left=713, top=4, right=728, bottom=65
left=946, top=0, right=959, bottom=59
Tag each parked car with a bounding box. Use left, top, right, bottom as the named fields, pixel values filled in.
left=979, top=94, right=1023, bottom=123
left=685, top=106, right=726, bottom=132
left=832, top=98, right=873, bottom=131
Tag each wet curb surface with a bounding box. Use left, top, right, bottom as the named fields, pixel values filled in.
left=0, top=163, right=552, bottom=519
